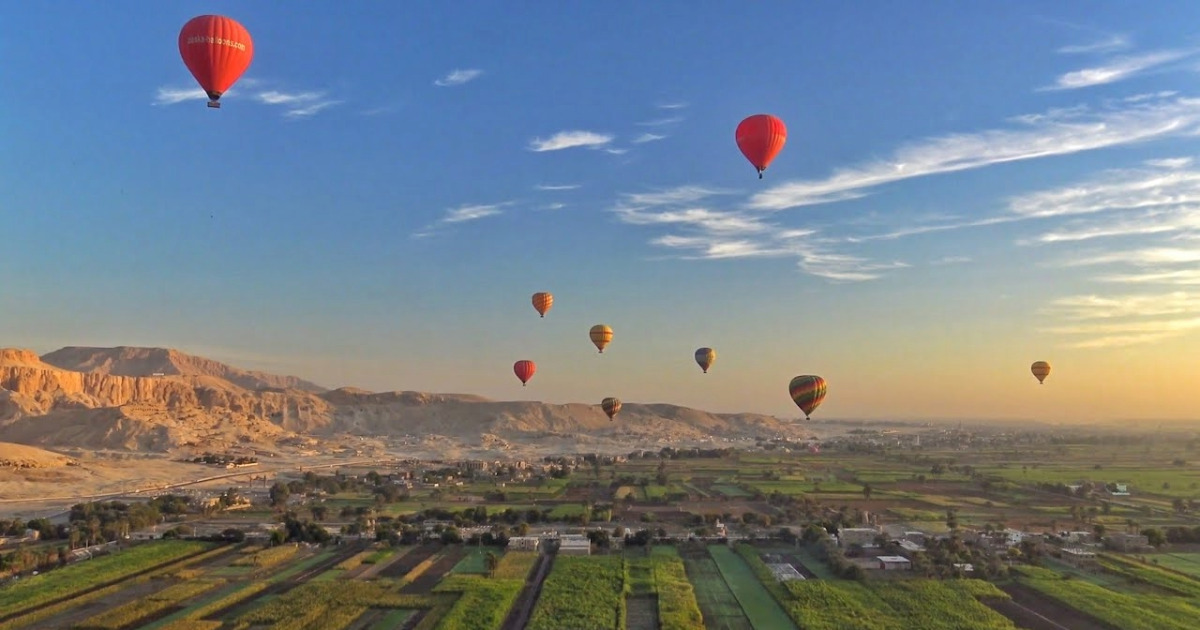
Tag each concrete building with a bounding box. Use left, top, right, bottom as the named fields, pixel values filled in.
left=508, top=536, right=541, bottom=552
left=1107, top=532, right=1150, bottom=552
left=877, top=556, right=912, bottom=571
left=558, top=534, right=591, bottom=556
left=838, top=527, right=881, bottom=548
left=1060, top=547, right=1098, bottom=568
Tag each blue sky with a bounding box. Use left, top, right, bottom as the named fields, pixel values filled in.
left=3, top=2, right=1199, bottom=421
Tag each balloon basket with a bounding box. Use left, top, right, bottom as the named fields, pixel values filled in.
left=207, top=101, right=221, bottom=109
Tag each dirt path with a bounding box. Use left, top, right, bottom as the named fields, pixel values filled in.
left=500, top=552, right=554, bottom=630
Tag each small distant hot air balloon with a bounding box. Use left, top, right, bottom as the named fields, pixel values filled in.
left=1031, top=361, right=1051, bottom=385
left=601, top=397, right=622, bottom=421
left=532, top=292, right=554, bottom=318
left=513, top=360, right=536, bottom=386
left=589, top=325, right=613, bottom=353
left=788, top=375, right=827, bottom=420
left=736, top=114, right=787, bottom=178
left=694, top=347, right=717, bottom=374
left=178, top=15, right=255, bottom=109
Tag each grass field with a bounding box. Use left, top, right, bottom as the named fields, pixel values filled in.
left=1146, top=553, right=1200, bottom=578
left=707, top=545, right=798, bottom=630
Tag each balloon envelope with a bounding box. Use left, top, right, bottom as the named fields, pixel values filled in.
left=1031, top=361, right=1051, bottom=384
left=601, top=397, right=622, bottom=421
left=589, top=325, right=613, bottom=353
left=178, top=15, right=254, bottom=108
left=532, top=292, right=554, bottom=318
left=736, top=114, right=787, bottom=177
left=694, top=347, right=716, bottom=373
left=788, top=375, right=827, bottom=419
left=513, top=360, right=536, bottom=386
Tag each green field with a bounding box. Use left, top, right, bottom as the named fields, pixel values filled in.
left=708, top=545, right=798, bottom=629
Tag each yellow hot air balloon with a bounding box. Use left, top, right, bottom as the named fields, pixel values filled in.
left=1031, top=361, right=1051, bottom=385
left=532, top=292, right=554, bottom=318
left=694, top=347, right=716, bottom=373
left=601, top=397, right=622, bottom=421
left=589, top=324, right=613, bottom=353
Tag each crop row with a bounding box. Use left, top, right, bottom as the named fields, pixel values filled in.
left=0, top=540, right=214, bottom=620
left=75, top=579, right=224, bottom=630
left=780, top=580, right=1013, bottom=630
left=648, top=548, right=705, bottom=630
left=492, top=551, right=538, bottom=580
left=527, top=556, right=625, bottom=630
left=239, top=579, right=435, bottom=626
left=1098, top=554, right=1200, bottom=598
left=1017, top=565, right=1198, bottom=630
left=230, top=544, right=298, bottom=568
left=433, top=576, right=524, bottom=630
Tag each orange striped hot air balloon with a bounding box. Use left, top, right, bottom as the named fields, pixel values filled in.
left=788, top=375, right=827, bottom=420
left=532, top=292, right=554, bottom=318
left=1031, top=361, right=1051, bottom=385
left=736, top=114, right=787, bottom=179
left=589, top=325, right=613, bottom=353
left=513, top=360, right=536, bottom=386
left=601, top=397, right=622, bottom=421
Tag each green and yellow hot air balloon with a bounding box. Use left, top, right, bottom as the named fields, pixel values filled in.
left=788, top=375, right=827, bottom=420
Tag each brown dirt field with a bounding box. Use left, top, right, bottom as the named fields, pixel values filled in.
left=1000, top=583, right=1120, bottom=630
left=625, top=594, right=659, bottom=630
left=34, top=576, right=177, bottom=629
left=380, top=544, right=440, bottom=579
left=400, top=547, right=466, bottom=594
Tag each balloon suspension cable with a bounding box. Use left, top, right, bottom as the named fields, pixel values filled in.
left=758, top=170, right=764, bottom=179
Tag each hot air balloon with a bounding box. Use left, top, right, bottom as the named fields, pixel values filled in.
left=736, top=114, right=787, bottom=178
left=601, top=397, right=622, bottom=421
left=513, top=360, right=536, bottom=387
left=589, top=325, right=613, bottom=353
left=178, top=15, right=255, bottom=109
left=694, top=347, right=716, bottom=373
left=788, top=375, right=827, bottom=420
left=1031, top=361, right=1051, bottom=385
left=532, top=292, right=554, bottom=318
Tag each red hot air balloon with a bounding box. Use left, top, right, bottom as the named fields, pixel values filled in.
left=513, top=360, right=537, bottom=386
left=178, top=15, right=254, bottom=109
left=736, top=114, right=787, bottom=178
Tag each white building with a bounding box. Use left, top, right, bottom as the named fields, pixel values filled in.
left=558, top=534, right=591, bottom=556
left=508, top=536, right=541, bottom=552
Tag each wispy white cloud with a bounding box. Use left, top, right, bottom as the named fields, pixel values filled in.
left=636, top=116, right=684, bottom=127
left=434, top=69, right=483, bottom=87
left=1057, top=34, right=1132, bottom=55
left=528, top=130, right=613, bottom=152
left=633, top=133, right=667, bottom=144
left=748, top=94, right=1200, bottom=211
left=604, top=147, right=629, bottom=155
left=930, top=256, right=973, bottom=266
left=1041, top=50, right=1196, bottom=91
left=657, top=102, right=688, bottom=110
left=1098, top=269, right=1200, bottom=285
left=534, top=184, right=580, bottom=191
left=412, top=202, right=510, bottom=238
left=1041, top=292, right=1200, bottom=347
left=153, top=86, right=212, bottom=105
left=613, top=185, right=906, bottom=281
left=540, top=203, right=566, bottom=211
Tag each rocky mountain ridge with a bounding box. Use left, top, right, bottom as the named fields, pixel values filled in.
left=0, top=346, right=804, bottom=452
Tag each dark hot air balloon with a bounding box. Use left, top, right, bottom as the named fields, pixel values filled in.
left=694, top=347, right=716, bottom=374
left=788, top=375, right=827, bottom=420
left=513, top=360, right=536, bottom=386
left=736, top=114, right=787, bottom=178
left=601, top=397, right=622, bottom=421
left=178, top=15, right=254, bottom=109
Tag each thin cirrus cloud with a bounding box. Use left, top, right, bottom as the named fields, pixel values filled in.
left=633, top=133, right=667, bottom=144
left=411, top=202, right=510, bottom=238
left=747, top=93, right=1200, bottom=211
left=636, top=116, right=684, bottom=127
left=1040, top=49, right=1196, bottom=91
left=528, top=130, right=613, bottom=152
left=612, top=185, right=908, bottom=282
left=1056, top=34, right=1132, bottom=55
left=152, top=83, right=341, bottom=118
left=434, top=69, right=483, bottom=87
left=534, top=184, right=581, bottom=191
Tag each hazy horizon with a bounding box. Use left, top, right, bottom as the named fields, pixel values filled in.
left=4, top=3, right=1199, bottom=422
